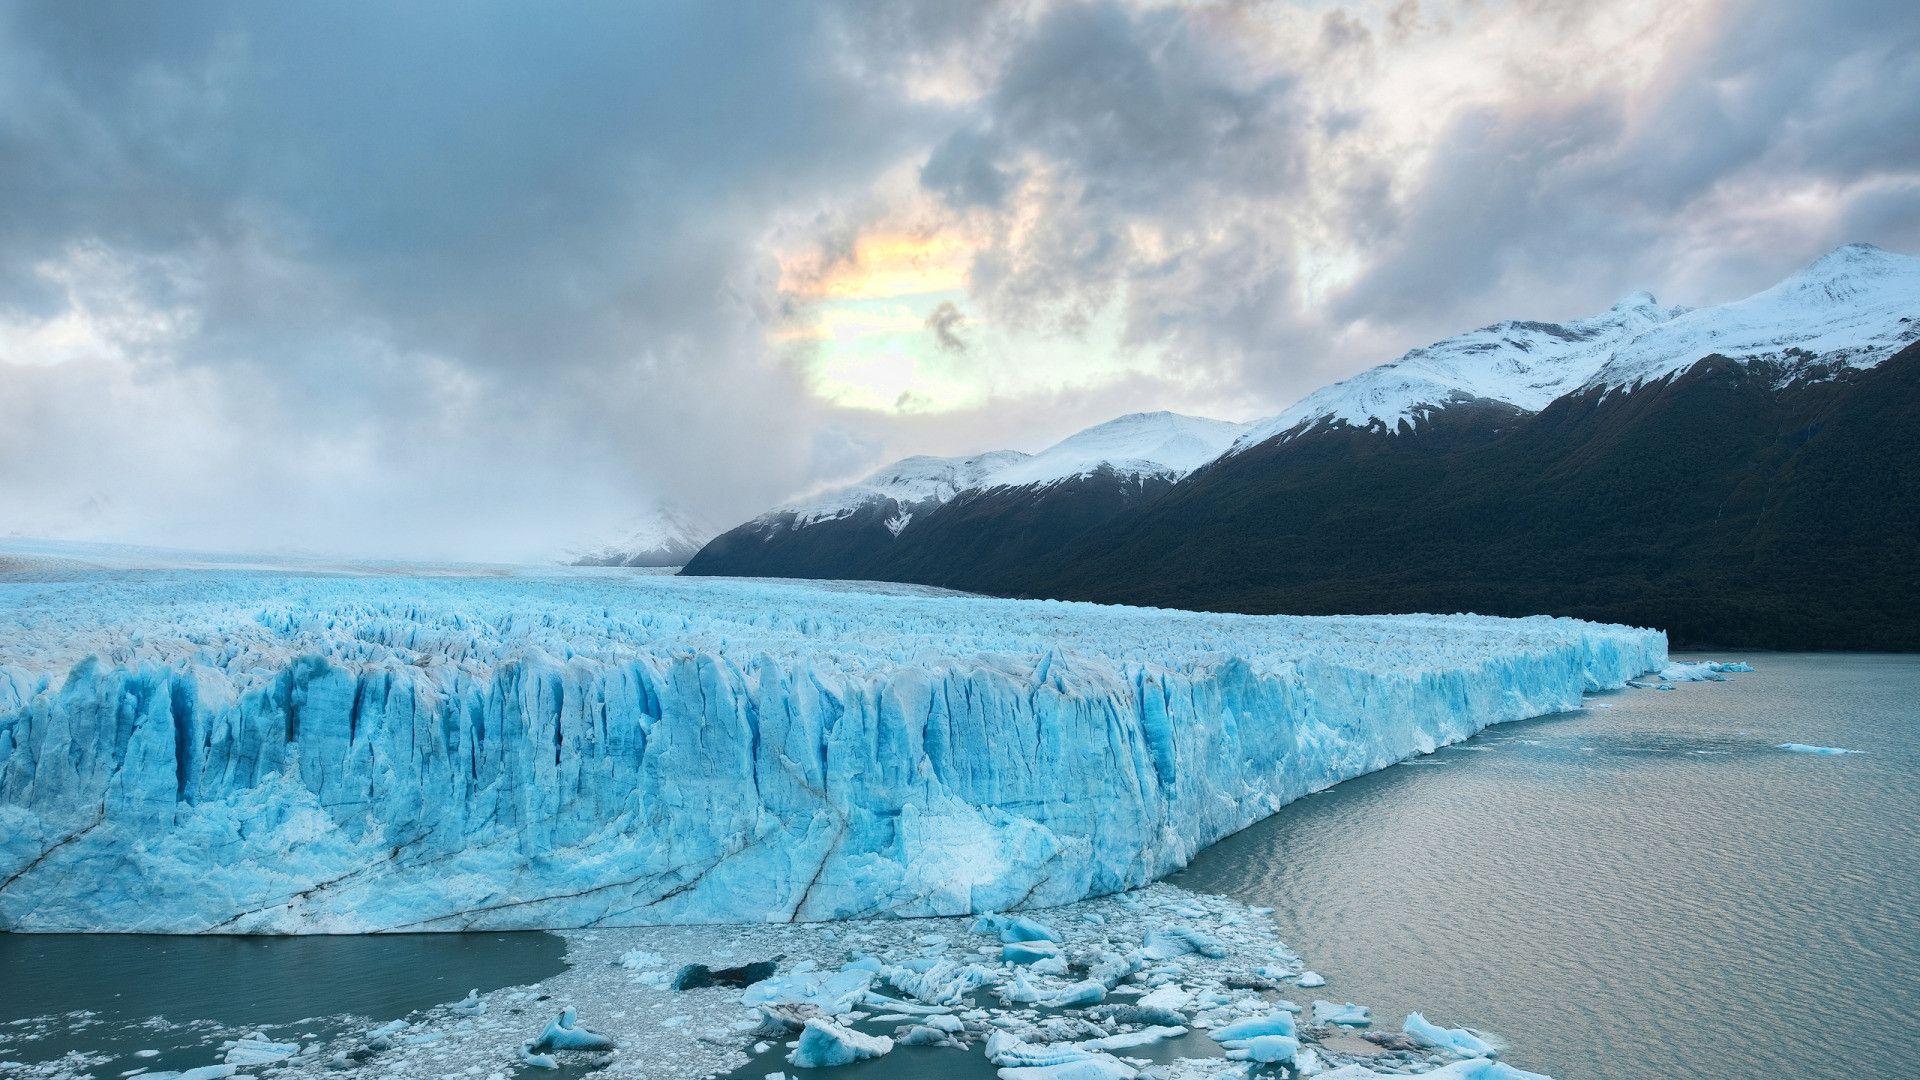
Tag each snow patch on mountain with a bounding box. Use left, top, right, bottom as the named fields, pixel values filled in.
left=778, top=450, right=1033, bottom=525
left=1232, top=292, right=1685, bottom=451
left=984, top=411, right=1249, bottom=489
left=1581, top=243, right=1920, bottom=392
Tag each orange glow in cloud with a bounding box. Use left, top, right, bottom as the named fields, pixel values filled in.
left=779, top=230, right=972, bottom=301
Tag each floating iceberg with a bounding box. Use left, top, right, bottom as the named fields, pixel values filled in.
left=531, top=1007, right=615, bottom=1054
left=1223, top=1033, right=1300, bottom=1063
left=743, top=969, right=875, bottom=1016
left=0, top=557, right=1665, bottom=932
left=222, top=1035, right=300, bottom=1066
left=1403, top=1012, right=1497, bottom=1058
left=1775, top=744, right=1863, bottom=755
left=977, top=913, right=1060, bottom=942
left=1312, top=1001, right=1372, bottom=1026
left=1657, top=662, right=1728, bottom=682
left=788, top=1018, right=892, bottom=1068
left=1212, top=1011, right=1296, bottom=1042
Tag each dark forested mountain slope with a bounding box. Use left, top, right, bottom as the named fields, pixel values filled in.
left=1007, top=344, right=1920, bottom=649
left=686, top=246, right=1920, bottom=649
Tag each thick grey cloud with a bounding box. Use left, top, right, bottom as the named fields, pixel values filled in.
left=0, top=1, right=941, bottom=556
left=1, top=0, right=1915, bottom=559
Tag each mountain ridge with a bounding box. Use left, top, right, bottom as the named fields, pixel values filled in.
left=683, top=243, right=1920, bottom=647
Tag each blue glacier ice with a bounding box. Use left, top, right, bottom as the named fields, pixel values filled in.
left=1403, top=1012, right=1498, bottom=1058
left=0, top=551, right=1665, bottom=932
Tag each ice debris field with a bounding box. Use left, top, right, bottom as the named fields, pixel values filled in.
left=0, top=546, right=1668, bottom=933
left=2, top=883, right=1553, bottom=1080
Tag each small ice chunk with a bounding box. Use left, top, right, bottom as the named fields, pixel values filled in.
left=898, top=1023, right=963, bottom=1047
left=1002, top=970, right=1046, bottom=1004
left=1776, top=743, right=1862, bottom=755
left=1296, top=971, right=1326, bottom=988
left=788, top=1018, right=893, bottom=1067
left=452, top=988, right=487, bottom=1016
left=986, top=1031, right=1093, bottom=1068
left=532, top=1007, right=615, bottom=1053
left=1658, top=662, right=1726, bottom=683
left=1212, top=1011, right=1296, bottom=1042
left=1403, top=1012, right=1497, bottom=1058
left=1043, top=980, right=1107, bottom=1008
left=1311, top=1000, right=1371, bottom=1026
left=1224, top=1034, right=1301, bottom=1063
left=884, top=959, right=994, bottom=1005
left=519, top=1041, right=559, bottom=1070
left=1709, top=661, right=1754, bottom=673
left=998, top=1058, right=1138, bottom=1080
left=988, top=1035, right=1141, bottom=1079
left=1142, top=927, right=1226, bottom=960
left=1080, top=1025, right=1185, bottom=1052
left=1085, top=949, right=1142, bottom=989
left=744, top=969, right=875, bottom=1014
left=1003, top=940, right=1061, bottom=965
left=976, top=914, right=1061, bottom=943
left=169, top=1068, right=239, bottom=1080
left=224, top=1034, right=300, bottom=1066
left=1135, top=984, right=1192, bottom=1012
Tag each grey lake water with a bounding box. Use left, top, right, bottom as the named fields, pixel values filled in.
left=2, top=653, right=1914, bottom=1078
left=0, top=933, right=568, bottom=1077
left=1172, top=652, right=1920, bottom=1079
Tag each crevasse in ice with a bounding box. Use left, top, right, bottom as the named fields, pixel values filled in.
left=0, top=564, right=1665, bottom=932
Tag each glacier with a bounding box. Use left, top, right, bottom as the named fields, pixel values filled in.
left=0, top=552, right=1665, bottom=933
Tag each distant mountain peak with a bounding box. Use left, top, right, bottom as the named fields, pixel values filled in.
left=1228, top=243, right=1918, bottom=453
left=776, top=448, right=1032, bottom=525
left=1765, top=241, right=1917, bottom=304
left=1231, top=292, right=1685, bottom=452
left=567, top=502, right=718, bottom=567
left=1608, top=290, right=1665, bottom=314
left=1582, top=242, right=1920, bottom=392
left=983, top=411, right=1248, bottom=489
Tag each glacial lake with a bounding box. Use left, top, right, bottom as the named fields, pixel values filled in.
left=1, top=653, right=1912, bottom=1079
left=0, top=932, right=567, bottom=1077
left=1173, top=651, right=1920, bottom=1080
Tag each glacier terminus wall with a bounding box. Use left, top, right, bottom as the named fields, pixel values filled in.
left=0, top=551, right=1666, bottom=932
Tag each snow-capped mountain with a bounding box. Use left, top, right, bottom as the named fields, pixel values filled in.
left=1231, top=292, right=1687, bottom=451
left=1232, top=242, right=1919, bottom=453
left=686, top=243, right=1919, bottom=648
left=984, top=411, right=1249, bottom=488
left=1581, top=242, right=1920, bottom=392
left=567, top=503, right=718, bottom=567
left=770, top=411, right=1244, bottom=525
left=682, top=412, right=1242, bottom=580
left=778, top=449, right=1032, bottom=526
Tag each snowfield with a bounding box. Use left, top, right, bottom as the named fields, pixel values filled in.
left=0, top=548, right=1665, bottom=933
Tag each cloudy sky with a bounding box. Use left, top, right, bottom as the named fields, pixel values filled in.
left=3, top=0, right=1916, bottom=560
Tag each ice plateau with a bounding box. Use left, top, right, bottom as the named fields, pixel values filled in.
left=0, top=550, right=1665, bottom=933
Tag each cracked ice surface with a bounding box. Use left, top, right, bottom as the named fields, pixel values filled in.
left=0, top=553, right=1665, bottom=932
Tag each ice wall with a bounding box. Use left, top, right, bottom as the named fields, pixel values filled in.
left=0, top=558, right=1664, bottom=932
